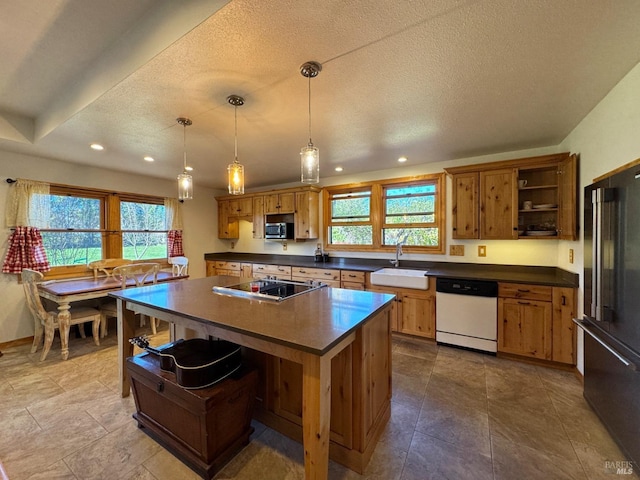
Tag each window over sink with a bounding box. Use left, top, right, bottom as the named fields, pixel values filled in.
left=324, top=173, right=445, bottom=254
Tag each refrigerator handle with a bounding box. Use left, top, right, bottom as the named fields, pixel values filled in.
left=575, top=319, right=637, bottom=370
left=591, top=189, right=602, bottom=320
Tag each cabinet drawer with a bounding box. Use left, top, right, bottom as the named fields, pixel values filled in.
left=340, top=271, right=365, bottom=284
left=498, top=283, right=552, bottom=301
left=291, top=267, right=340, bottom=282
left=214, top=261, right=240, bottom=271
left=341, top=281, right=365, bottom=290
left=252, top=264, right=292, bottom=278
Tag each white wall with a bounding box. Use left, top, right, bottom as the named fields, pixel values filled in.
left=0, top=151, right=225, bottom=343
left=559, top=62, right=640, bottom=372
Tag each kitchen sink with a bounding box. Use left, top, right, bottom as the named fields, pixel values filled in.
left=370, top=268, right=429, bottom=290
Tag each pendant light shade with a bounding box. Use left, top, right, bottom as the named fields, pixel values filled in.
left=300, top=61, right=321, bottom=184
left=227, top=95, right=245, bottom=195
left=176, top=117, right=193, bottom=200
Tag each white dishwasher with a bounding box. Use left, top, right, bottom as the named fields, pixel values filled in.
left=435, top=278, right=498, bottom=353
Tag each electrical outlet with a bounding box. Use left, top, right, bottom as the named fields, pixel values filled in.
left=478, top=245, right=487, bottom=257
left=230, top=241, right=235, bottom=249
left=283, top=242, right=287, bottom=251
left=317, top=243, right=321, bottom=249
left=449, top=245, right=464, bottom=256
left=569, top=248, right=574, bottom=264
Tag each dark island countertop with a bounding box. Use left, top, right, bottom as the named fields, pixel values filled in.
left=204, top=252, right=579, bottom=288
left=110, top=276, right=395, bottom=356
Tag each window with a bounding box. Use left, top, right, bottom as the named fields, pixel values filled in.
left=40, top=185, right=169, bottom=276
left=324, top=173, right=445, bottom=254
left=120, top=199, right=167, bottom=260
left=327, top=188, right=373, bottom=246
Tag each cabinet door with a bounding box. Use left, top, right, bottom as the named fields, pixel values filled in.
left=498, top=298, right=552, bottom=359
left=398, top=291, right=435, bottom=338
left=264, top=194, right=280, bottom=214
left=279, top=193, right=295, bottom=213
left=217, top=200, right=239, bottom=239
left=367, top=285, right=398, bottom=331
left=480, top=168, right=518, bottom=239
left=205, top=261, right=216, bottom=277
left=452, top=173, right=479, bottom=239
left=252, top=196, right=264, bottom=239
left=552, top=287, right=576, bottom=364
left=229, top=197, right=252, bottom=217
left=294, top=191, right=319, bottom=239
left=558, top=154, right=577, bottom=240
left=240, top=263, right=253, bottom=279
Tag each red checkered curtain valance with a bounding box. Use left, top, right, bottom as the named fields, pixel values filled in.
left=167, top=230, right=184, bottom=258
left=2, top=226, right=50, bottom=273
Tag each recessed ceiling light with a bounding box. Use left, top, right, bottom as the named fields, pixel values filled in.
left=143, top=156, right=154, bottom=162
left=335, top=167, right=343, bottom=172
left=398, top=156, right=408, bottom=163
left=90, top=143, right=104, bottom=151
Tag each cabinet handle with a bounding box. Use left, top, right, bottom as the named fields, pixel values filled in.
left=299, top=270, right=306, bottom=273
left=156, top=381, right=165, bottom=393
left=517, top=289, right=530, bottom=292
left=453, top=227, right=457, bottom=231
left=324, top=272, right=333, bottom=276
left=562, top=295, right=566, bottom=306
left=349, top=274, right=357, bottom=278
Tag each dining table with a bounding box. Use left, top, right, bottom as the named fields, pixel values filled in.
left=37, top=271, right=187, bottom=360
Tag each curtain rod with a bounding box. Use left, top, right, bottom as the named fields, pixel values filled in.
left=6, top=178, right=16, bottom=184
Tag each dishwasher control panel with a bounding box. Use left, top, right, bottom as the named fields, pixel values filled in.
left=436, top=278, right=498, bottom=297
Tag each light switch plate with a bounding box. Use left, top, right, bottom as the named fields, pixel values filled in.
left=478, top=245, right=487, bottom=257
left=569, top=248, right=574, bottom=263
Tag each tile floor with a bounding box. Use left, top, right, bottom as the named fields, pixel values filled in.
left=0, top=327, right=637, bottom=480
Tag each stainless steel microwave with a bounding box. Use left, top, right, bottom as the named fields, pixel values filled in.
left=265, top=222, right=294, bottom=239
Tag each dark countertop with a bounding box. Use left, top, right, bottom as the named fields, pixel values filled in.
left=110, top=276, right=395, bottom=356
left=204, top=252, right=579, bottom=288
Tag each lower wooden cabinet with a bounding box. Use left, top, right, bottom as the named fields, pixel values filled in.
left=340, top=270, right=365, bottom=290
left=498, top=297, right=552, bottom=360
left=368, top=281, right=435, bottom=339
left=498, top=282, right=576, bottom=364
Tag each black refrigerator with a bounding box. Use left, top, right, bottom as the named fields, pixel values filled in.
left=580, top=162, right=640, bottom=467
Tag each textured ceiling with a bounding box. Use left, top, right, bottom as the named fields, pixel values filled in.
left=1, top=0, right=640, bottom=191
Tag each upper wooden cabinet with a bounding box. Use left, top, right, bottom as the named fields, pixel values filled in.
left=216, top=186, right=320, bottom=241
left=446, top=152, right=578, bottom=240
left=252, top=196, right=264, bottom=239
left=480, top=168, right=518, bottom=240
left=217, top=200, right=239, bottom=239
left=451, top=172, right=479, bottom=239
left=294, top=190, right=319, bottom=240
left=264, top=192, right=295, bottom=214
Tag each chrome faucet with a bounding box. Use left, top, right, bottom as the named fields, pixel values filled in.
left=390, top=243, right=403, bottom=267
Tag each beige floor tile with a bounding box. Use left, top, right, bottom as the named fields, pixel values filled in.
left=401, top=430, right=493, bottom=480
left=143, top=449, right=201, bottom=480
left=24, top=459, right=78, bottom=480
left=572, top=440, right=640, bottom=480
left=491, top=432, right=587, bottom=480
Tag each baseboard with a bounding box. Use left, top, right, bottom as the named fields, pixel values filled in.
left=0, top=336, right=33, bottom=351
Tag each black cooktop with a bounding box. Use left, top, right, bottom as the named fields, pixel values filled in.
left=212, top=279, right=326, bottom=302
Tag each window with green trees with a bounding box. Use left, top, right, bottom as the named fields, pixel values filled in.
left=40, top=185, right=168, bottom=274
left=325, top=173, right=445, bottom=254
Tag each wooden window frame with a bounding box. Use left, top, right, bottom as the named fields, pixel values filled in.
left=42, top=184, right=168, bottom=279
left=323, top=173, right=446, bottom=254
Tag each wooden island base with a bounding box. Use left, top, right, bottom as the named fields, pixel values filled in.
left=246, top=306, right=393, bottom=474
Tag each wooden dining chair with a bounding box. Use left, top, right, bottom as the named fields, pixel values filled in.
left=21, top=269, right=101, bottom=361
left=168, top=256, right=189, bottom=276
left=111, top=262, right=162, bottom=334
left=88, top=258, right=132, bottom=280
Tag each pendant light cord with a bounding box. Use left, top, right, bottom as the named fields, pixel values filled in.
left=308, top=74, right=312, bottom=144
left=234, top=105, right=238, bottom=163
left=183, top=123, right=187, bottom=171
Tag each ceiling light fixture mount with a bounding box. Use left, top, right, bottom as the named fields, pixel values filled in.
left=227, top=94, right=245, bottom=195
left=176, top=117, right=193, bottom=201
left=300, top=61, right=322, bottom=184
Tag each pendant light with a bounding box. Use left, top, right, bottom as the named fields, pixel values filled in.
left=300, top=61, right=322, bottom=184
left=227, top=95, right=245, bottom=195
left=176, top=117, right=193, bottom=200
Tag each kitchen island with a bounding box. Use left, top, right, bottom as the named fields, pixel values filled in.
left=111, top=276, right=395, bottom=479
